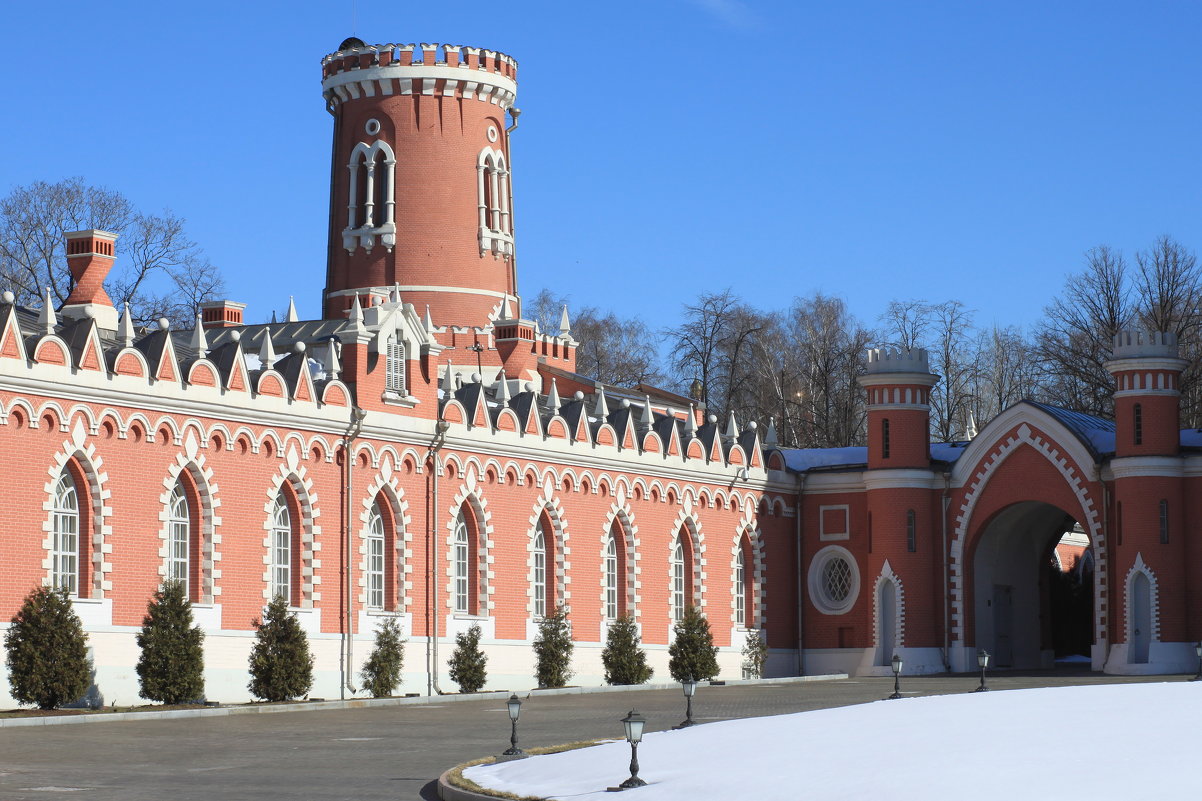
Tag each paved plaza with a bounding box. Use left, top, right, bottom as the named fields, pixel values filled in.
left=0, top=670, right=1183, bottom=801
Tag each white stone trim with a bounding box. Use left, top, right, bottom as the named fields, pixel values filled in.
left=525, top=485, right=571, bottom=618
left=42, top=419, right=112, bottom=596
left=358, top=463, right=414, bottom=612
left=260, top=446, right=322, bottom=605
left=665, top=510, right=706, bottom=628
left=155, top=431, right=223, bottom=603
left=873, top=560, right=906, bottom=652
left=445, top=468, right=495, bottom=614
left=818, top=504, right=850, bottom=541
left=600, top=488, right=640, bottom=624
left=808, top=545, right=860, bottom=616
left=1124, top=553, right=1161, bottom=654
left=731, top=520, right=767, bottom=630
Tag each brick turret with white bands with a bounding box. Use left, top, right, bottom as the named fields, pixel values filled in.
left=321, top=39, right=521, bottom=329
left=858, top=347, right=940, bottom=469
left=1105, top=330, right=1187, bottom=457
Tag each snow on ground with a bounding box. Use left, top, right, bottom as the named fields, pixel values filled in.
left=464, top=682, right=1194, bottom=800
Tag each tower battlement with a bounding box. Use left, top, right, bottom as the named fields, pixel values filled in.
left=321, top=41, right=518, bottom=109
left=864, top=347, right=931, bottom=374
left=1111, top=330, right=1180, bottom=360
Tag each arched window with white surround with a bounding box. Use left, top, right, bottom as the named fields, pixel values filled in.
left=604, top=534, right=620, bottom=621
left=343, top=139, right=397, bottom=253
left=671, top=538, right=686, bottom=622
left=51, top=472, right=80, bottom=595
left=169, top=482, right=190, bottom=595
left=453, top=508, right=474, bottom=614
left=477, top=147, right=513, bottom=257
left=366, top=502, right=386, bottom=610
left=271, top=493, right=292, bottom=604
left=533, top=524, right=547, bottom=619
left=734, top=549, right=746, bottom=627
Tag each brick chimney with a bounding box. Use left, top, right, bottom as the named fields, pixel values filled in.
left=200, top=300, right=247, bottom=329
left=61, top=230, right=119, bottom=330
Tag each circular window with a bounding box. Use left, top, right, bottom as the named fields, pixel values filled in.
left=365, top=118, right=381, bottom=136
left=808, top=545, right=860, bottom=615
left=487, top=125, right=498, bottom=143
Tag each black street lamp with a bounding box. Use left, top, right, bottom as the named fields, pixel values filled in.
left=502, top=693, right=525, bottom=757
left=975, top=649, right=990, bottom=692
left=609, top=709, right=648, bottom=791
left=1192, top=643, right=1202, bottom=682
left=673, top=675, right=697, bottom=729
left=888, top=653, right=903, bottom=700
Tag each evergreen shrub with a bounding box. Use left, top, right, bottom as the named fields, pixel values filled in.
left=248, top=595, right=313, bottom=702
left=601, top=614, right=653, bottom=685
left=741, top=628, right=768, bottom=679
left=532, top=607, right=574, bottom=688
left=668, top=607, right=720, bottom=682
left=448, top=623, right=488, bottom=693
left=4, top=585, right=93, bottom=709
left=361, top=616, right=406, bottom=698
left=136, top=580, right=205, bottom=704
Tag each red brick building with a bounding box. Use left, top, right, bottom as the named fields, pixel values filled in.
left=0, top=39, right=1196, bottom=706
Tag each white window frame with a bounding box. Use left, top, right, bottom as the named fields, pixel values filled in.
left=51, top=473, right=79, bottom=596
left=819, top=504, right=851, bottom=542
left=343, top=140, right=397, bottom=253
left=169, top=482, right=190, bottom=596
left=808, top=545, right=860, bottom=616
left=366, top=504, right=386, bottom=610
left=476, top=147, right=514, bottom=256
left=454, top=511, right=470, bottom=614
left=533, top=524, right=547, bottom=619
left=671, top=538, right=686, bottom=622
left=604, top=535, right=619, bottom=621
left=385, top=335, right=406, bottom=396
left=271, top=494, right=292, bottom=605
left=735, top=549, right=746, bottom=627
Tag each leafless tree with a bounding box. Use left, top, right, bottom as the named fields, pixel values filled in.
left=668, top=290, right=742, bottom=411
left=967, top=324, right=1038, bottom=431
left=878, top=299, right=932, bottom=351
left=0, top=177, right=225, bottom=329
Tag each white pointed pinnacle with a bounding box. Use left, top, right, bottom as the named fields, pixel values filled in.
left=494, top=369, right=511, bottom=403
left=423, top=305, right=435, bottom=335
left=499, top=295, right=514, bottom=321
left=594, top=386, right=610, bottom=418
left=641, top=395, right=655, bottom=429
left=286, top=296, right=299, bottom=323
left=190, top=313, right=208, bottom=354
left=324, top=338, right=341, bottom=378
left=118, top=303, right=136, bottom=347
left=348, top=294, right=366, bottom=331
left=547, top=377, right=562, bottom=414
left=685, top=403, right=698, bottom=436
left=724, top=411, right=740, bottom=443
left=442, top=359, right=455, bottom=394
left=559, top=304, right=571, bottom=337
left=765, top=417, right=779, bottom=447
left=259, top=330, right=277, bottom=367
left=39, top=287, right=57, bottom=333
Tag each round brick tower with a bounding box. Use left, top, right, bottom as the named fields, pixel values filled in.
left=320, top=39, right=519, bottom=327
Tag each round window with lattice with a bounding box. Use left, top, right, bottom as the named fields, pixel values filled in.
left=808, top=545, right=860, bottom=615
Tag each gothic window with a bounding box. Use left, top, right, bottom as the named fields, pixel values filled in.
left=477, top=148, right=513, bottom=256
left=906, top=509, right=917, bottom=553
left=51, top=473, right=80, bottom=595
left=671, top=538, right=686, bottom=622
left=734, top=549, right=746, bottom=627
left=366, top=502, right=386, bottom=610
left=453, top=507, right=480, bottom=615
left=343, top=141, right=397, bottom=252
left=533, top=523, right=547, bottom=619
left=270, top=493, right=292, bottom=604
left=604, top=534, right=620, bottom=621
left=385, top=335, right=406, bottom=395
left=169, top=483, right=190, bottom=595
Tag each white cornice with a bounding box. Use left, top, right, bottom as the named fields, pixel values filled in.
left=323, top=64, right=516, bottom=108
left=862, top=468, right=941, bottom=490
left=1107, top=456, right=1184, bottom=479
left=1104, top=357, right=1189, bottom=374
left=857, top=373, right=939, bottom=389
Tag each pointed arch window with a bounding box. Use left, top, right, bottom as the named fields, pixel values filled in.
left=343, top=140, right=397, bottom=253
left=604, top=534, right=620, bottom=621
left=51, top=473, right=80, bottom=595
left=533, top=523, right=547, bottom=619
left=671, top=538, right=686, bottom=622
left=477, top=147, right=513, bottom=257
left=270, top=493, right=292, bottom=604
left=453, top=508, right=480, bottom=615
left=169, top=483, right=191, bottom=595
left=367, top=503, right=386, bottom=610
left=734, top=549, right=746, bottom=627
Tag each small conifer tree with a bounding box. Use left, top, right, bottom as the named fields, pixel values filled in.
left=532, top=607, right=574, bottom=688
left=248, top=595, right=313, bottom=702
left=4, top=585, right=93, bottom=709
left=668, top=607, right=720, bottom=682
left=136, top=580, right=205, bottom=704
left=447, top=623, right=488, bottom=693
left=601, top=615, right=653, bottom=685
left=741, top=628, right=768, bottom=679
left=361, top=617, right=406, bottom=698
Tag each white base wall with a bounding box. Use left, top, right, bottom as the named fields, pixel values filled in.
left=1104, top=641, right=1198, bottom=675
left=806, top=647, right=946, bottom=678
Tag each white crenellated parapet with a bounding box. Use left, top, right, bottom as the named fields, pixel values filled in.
left=863, top=347, right=932, bottom=375
left=1111, top=330, right=1179, bottom=360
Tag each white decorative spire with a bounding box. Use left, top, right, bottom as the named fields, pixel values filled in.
left=966, top=412, right=978, bottom=440
left=285, top=296, right=299, bottom=323
left=347, top=295, right=366, bottom=335
left=640, top=395, right=655, bottom=432
left=324, top=338, right=341, bottom=379
left=423, top=304, right=435, bottom=335
left=684, top=403, right=698, bottom=437
left=494, top=369, right=511, bottom=403
left=190, top=313, right=208, bottom=354
left=500, top=296, right=514, bottom=321
left=594, top=386, right=610, bottom=418
left=765, top=417, right=779, bottom=447
left=259, top=330, right=277, bottom=368
left=724, top=411, right=740, bottom=444
left=441, top=359, right=455, bottom=395
left=39, top=287, right=57, bottom=334
left=558, top=304, right=571, bottom=337
left=118, top=302, right=135, bottom=347
left=546, top=377, right=562, bottom=414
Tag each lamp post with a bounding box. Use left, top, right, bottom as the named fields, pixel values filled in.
left=888, top=653, right=903, bottom=700
left=502, top=693, right=525, bottom=757
left=609, top=709, right=648, bottom=791
left=1192, top=643, right=1202, bottom=682
left=975, top=649, right=990, bottom=692
left=673, top=676, right=697, bottom=729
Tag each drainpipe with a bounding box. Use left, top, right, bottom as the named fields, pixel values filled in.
left=795, top=471, right=807, bottom=675
left=941, top=472, right=952, bottom=672
left=1099, top=474, right=1110, bottom=670
left=427, top=419, right=450, bottom=695
left=342, top=407, right=367, bottom=699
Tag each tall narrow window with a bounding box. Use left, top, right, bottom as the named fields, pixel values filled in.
left=734, top=549, right=746, bottom=627
left=271, top=494, right=291, bottom=604
left=169, top=483, right=190, bottom=595
left=51, top=473, right=79, bottom=595
left=906, top=509, right=917, bottom=553
left=343, top=141, right=397, bottom=252
left=385, top=335, right=406, bottom=395
left=533, top=525, right=547, bottom=619
left=671, top=538, right=686, bottom=622
left=366, top=504, right=386, bottom=610
left=604, top=535, right=619, bottom=621
left=1159, top=499, right=1169, bottom=544
left=454, top=510, right=471, bottom=614
left=477, top=148, right=514, bottom=256
left=882, top=418, right=891, bottom=459
left=1134, top=403, right=1143, bottom=446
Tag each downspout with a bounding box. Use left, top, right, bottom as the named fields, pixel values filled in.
left=795, top=471, right=807, bottom=675
left=1099, top=473, right=1110, bottom=671
left=342, top=406, right=367, bottom=699
left=941, top=472, right=952, bottom=672
left=427, top=419, right=450, bottom=695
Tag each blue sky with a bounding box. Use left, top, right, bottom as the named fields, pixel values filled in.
left=2, top=1, right=1199, bottom=336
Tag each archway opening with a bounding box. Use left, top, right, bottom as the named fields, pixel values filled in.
left=972, top=501, right=1093, bottom=670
